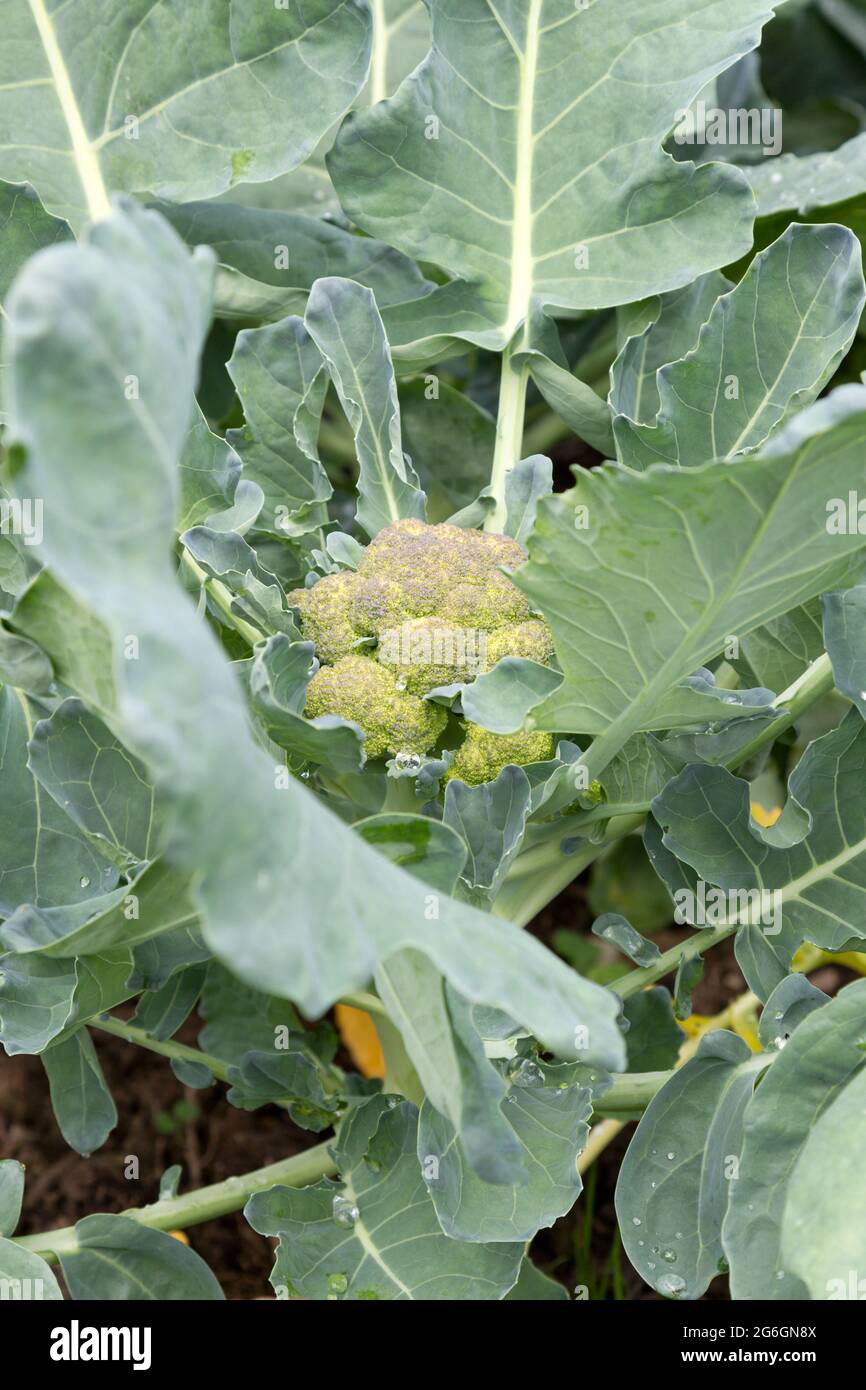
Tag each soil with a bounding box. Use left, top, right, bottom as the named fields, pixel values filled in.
left=1, top=866, right=854, bottom=1300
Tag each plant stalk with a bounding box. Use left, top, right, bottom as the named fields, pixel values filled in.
left=13, top=1141, right=337, bottom=1264
left=487, top=341, right=530, bottom=533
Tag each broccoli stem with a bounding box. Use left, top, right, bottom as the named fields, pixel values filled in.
left=487, top=339, right=530, bottom=533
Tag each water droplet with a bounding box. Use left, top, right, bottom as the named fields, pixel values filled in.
left=332, top=1195, right=359, bottom=1229
left=394, top=750, right=421, bottom=771
left=773, top=1035, right=788, bottom=1050
left=79, top=876, right=91, bottom=888
left=776, top=1270, right=785, bottom=1281
left=508, top=1058, right=545, bottom=1087
left=666, top=1151, right=676, bottom=1161
left=661, top=1248, right=677, bottom=1264
left=327, top=1272, right=348, bottom=1296
left=658, top=1273, right=686, bottom=1298
left=632, top=1217, right=642, bottom=1227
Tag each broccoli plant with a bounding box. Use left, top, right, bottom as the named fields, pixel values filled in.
left=2, top=0, right=866, bottom=1308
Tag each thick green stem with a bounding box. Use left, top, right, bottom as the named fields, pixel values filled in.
left=611, top=924, right=737, bottom=1000
left=91, top=1015, right=232, bottom=1082
left=487, top=342, right=530, bottom=533
left=181, top=548, right=264, bottom=647
left=13, top=1141, right=336, bottom=1264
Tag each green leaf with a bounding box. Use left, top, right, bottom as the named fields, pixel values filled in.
left=514, top=313, right=615, bottom=455
left=592, top=913, right=660, bottom=969
left=249, top=636, right=364, bottom=775
left=612, top=225, right=865, bottom=468
left=226, top=316, right=331, bottom=539
left=623, top=988, right=683, bottom=1074
left=419, top=1057, right=592, bottom=1243
left=198, top=962, right=302, bottom=1065
left=132, top=964, right=206, bottom=1042
left=41, top=1027, right=117, bottom=1155
left=399, top=378, right=495, bottom=523
left=823, top=583, right=866, bottom=718
left=176, top=406, right=240, bottom=533
left=503, top=454, right=553, bottom=547
left=748, top=132, right=866, bottom=216
left=355, top=813, right=468, bottom=896
left=0, top=0, right=372, bottom=230
left=733, top=599, right=825, bottom=692
left=443, top=766, right=531, bottom=900
left=226, top=1049, right=340, bottom=1133
left=28, top=697, right=164, bottom=868
left=610, top=273, right=730, bottom=427
left=9, top=572, right=118, bottom=721
left=0, top=859, right=199, bottom=959
left=329, top=0, right=768, bottom=352
left=780, top=1062, right=866, bottom=1300
left=305, top=277, right=426, bottom=538
left=460, top=657, right=562, bottom=735
left=0, top=1237, right=62, bottom=1299
left=375, top=952, right=525, bottom=1185
left=617, top=1030, right=766, bottom=1301
left=757, top=972, right=828, bottom=1051
left=60, top=1213, right=224, bottom=1299
left=0, top=180, right=71, bottom=423
left=0, top=687, right=117, bottom=914
left=505, top=1259, right=568, bottom=1300
left=0, top=1160, right=25, bottom=1238
left=245, top=1097, right=524, bottom=1300
left=723, top=978, right=866, bottom=1299
left=651, top=711, right=866, bottom=972
left=157, top=198, right=432, bottom=323
left=3, top=200, right=625, bottom=1070
left=515, top=402, right=866, bottom=741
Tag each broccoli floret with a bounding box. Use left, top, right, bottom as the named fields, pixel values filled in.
left=376, top=615, right=487, bottom=694
left=483, top=619, right=556, bottom=670
left=444, top=724, right=556, bottom=787
left=287, top=572, right=365, bottom=665
left=295, top=521, right=557, bottom=776
left=305, top=654, right=447, bottom=759
left=351, top=519, right=533, bottom=634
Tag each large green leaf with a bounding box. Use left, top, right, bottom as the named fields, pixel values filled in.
left=748, top=132, right=866, bottom=215
left=157, top=198, right=433, bottom=324
left=780, top=1063, right=866, bottom=1300
left=2, top=201, right=624, bottom=1068
left=304, top=277, right=426, bottom=537
left=0, top=686, right=118, bottom=914
left=330, top=0, right=772, bottom=354
left=225, top=320, right=330, bottom=540
left=616, top=1031, right=766, bottom=1300
left=419, top=1057, right=592, bottom=1244
left=41, top=1027, right=117, bottom=1155
left=0, top=180, right=70, bottom=421
left=0, top=1238, right=63, bottom=1298
left=514, top=399, right=866, bottom=745
left=245, top=1097, right=524, bottom=1300
left=0, top=0, right=372, bottom=229
left=612, top=224, right=865, bottom=468
left=651, top=711, right=866, bottom=968
left=28, top=697, right=165, bottom=868
left=60, top=1214, right=224, bottom=1299
left=723, top=978, right=866, bottom=1299
left=0, top=1160, right=25, bottom=1237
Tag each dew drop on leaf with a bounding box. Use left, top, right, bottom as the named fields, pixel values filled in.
left=332, top=1195, right=359, bottom=1229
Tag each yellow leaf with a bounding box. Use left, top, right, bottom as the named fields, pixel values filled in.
left=169, top=1230, right=189, bottom=1245
left=751, top=802, right=782, bottom=828
left=335, top=1004, right=385, bottom=1079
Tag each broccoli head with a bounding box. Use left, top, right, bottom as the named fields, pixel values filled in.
left=294, top=520, right=558, bottom=780
left=445, top=724, right=556, bottom=787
